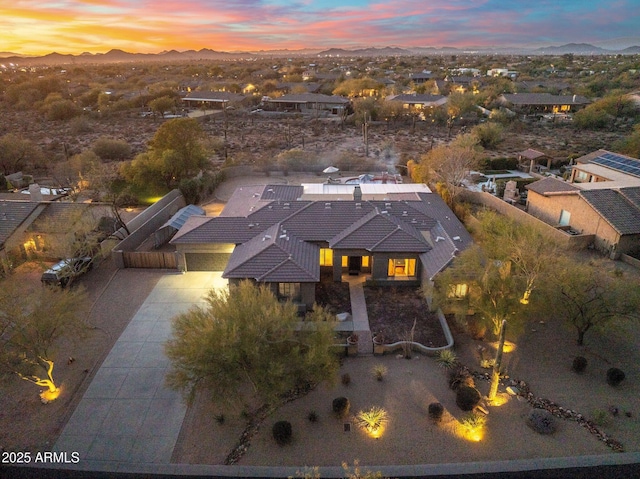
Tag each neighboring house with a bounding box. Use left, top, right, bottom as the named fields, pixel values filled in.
left=0, top=200, right=42, bottom=271
left=170, top=183, right=472, bottom=310
left=525, top=150, right=640, bottom=258
left=264, top=93, right=350, bottom=115
left=487, top=68, right=518, bottom=79
left=276, top=82, right=322, bottom=94
left=386, top=93, right=448, bottom=112
left=409, top=72, right=436, bottom=84
left=182, top=91, right=246, bottom=109
left=498, top=93, right=590, bottom=115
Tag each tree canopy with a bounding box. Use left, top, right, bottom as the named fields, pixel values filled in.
left=0, top=282, right=88, bottom=400
left=165, top=280, right=339, bottom=408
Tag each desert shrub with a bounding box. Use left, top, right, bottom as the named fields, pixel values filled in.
left=460, top=411, right=486, bottom=432
left=448, top=364, right=474, bottom=390
left=472, top=122, right=503, bottom=149
left=332, top=397, right=350, bottom=418
left=272, top=420, right=292, bottom=445
left=46, top=100, right=80, bottom=121
left=371, top=364, right=387, bottom=381
left=428, top=402, right=444, bottom=422
left=308, top=410, right=319, bottom=423
left=606, top=368, right=626, bottom=387
left=572, top=356, right=588, bottom=373
left=93, top=136, right=132, bottom=161
left=214, top=414, right=225, bottom=424
left=355, top=407, right=388, bottom=434
left=591, top=409, right=609, bottom=427
left=341, top=373, right=351, bottom=386
left=436, top=349, right=458, bottom=369
left=456, top=385, right=481, bottom=411
left=526, top=408, right=556, bottom=435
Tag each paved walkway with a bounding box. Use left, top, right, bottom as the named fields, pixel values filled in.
left=344, top=274, right=373, bottom=355
left=54, top=272, right=227, bottom=465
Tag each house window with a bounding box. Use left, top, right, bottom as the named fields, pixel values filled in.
left=575, top=170, right=588, bottom=182
left=320, top=248, right=333, bottom=266
left=559, top=210, right=571, bottom=226
left=447, top=283, right=468, bottom=299
left=362, top=256, right=370, bottom=268
left=387, top=259, right=416, bottom=278
left=278, top=283, right=301, bottom=301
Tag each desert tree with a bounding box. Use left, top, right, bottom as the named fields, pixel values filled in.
left=0, top=133, right=44, bottom=175
left=149, top=95, right=177, bottom=118
left=434, top=245, right=524, bottom=338
left=0, top=281, right=88, bottom=402
left=474, top=209, right=558, bottom=305
left=410, top=133, right=482, bottom=206
left=543, top=258, right=640, bottom=346
left=165, top=280, right=339, bottom=409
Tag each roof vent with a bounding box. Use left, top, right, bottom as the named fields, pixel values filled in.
left=248, top=223, right=255, bottom=228
left=283, top=202, right=290, bottom=209
left=381, top=210, right=389, bottom=214
left=262, top=234, right=272, bottom=241
left=385, top=202, right=392, bottom=208
left=325, top=202, right=331, bottom=209
left=355, top=202, right=362, bottom=209
left=435, top=236, right=445, bottom=242
left=411, top=218, right=417, bottom=224
left=402, top=211, right=408, bottom=216
left=453, top=236, right=461, bottom=241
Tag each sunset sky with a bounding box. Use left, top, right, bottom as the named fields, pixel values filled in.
left=3, top=0, right=639, bottom=56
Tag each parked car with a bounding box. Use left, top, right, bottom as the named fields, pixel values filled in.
left=41, top=257, right=92, bottom=287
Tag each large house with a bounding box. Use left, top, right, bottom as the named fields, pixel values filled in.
left=498, top=93, right=590, bottom=115
left=525, top=150, right=640, bottom=258
left=170, top=183, right=472, bottom=310
left=264, top=93, right=350, bottom=116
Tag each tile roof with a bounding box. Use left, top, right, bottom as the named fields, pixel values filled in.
left=388, top=94, right=447, bottom=106
left=266, top=93, right=350, bottom=104
left=223, top=224, right=319, bottom=282
left=0, top=201, right=40, bottom=247
left=580, top=188, right=640, bottom=235
left=329, top=208, right=430, bottom=252
left=526, top=177, right=580, bottom=195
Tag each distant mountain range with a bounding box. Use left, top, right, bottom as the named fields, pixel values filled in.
left=2, top=43, right=639, bottom=65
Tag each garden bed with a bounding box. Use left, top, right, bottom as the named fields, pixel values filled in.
left=365, top=285, right=448, bottom=347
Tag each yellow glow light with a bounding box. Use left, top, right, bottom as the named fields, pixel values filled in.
left=488, top=393, right=509, bottom=407
left=40, top=387, right=61, bottom=403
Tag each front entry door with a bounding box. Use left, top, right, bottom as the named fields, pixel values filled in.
left=348, top=256, right=362, bottom=275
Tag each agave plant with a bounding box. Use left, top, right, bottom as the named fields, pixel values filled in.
left=355, top=406, right=389, bottom=435
left=435, top=349, right=458, bottom=369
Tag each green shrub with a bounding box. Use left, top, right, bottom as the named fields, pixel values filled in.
left=572, top=356, right=587, bottom=373
left=308, top=410, right=319, bottom=423
left=332, top=397, right=350, bottom=418
left=606, top=368, right=625, bottom=387
left=526, top=408, right=556, bottom=435
left=93, top=136, right=132, bottom=161
left=456, top=385, right=481, bottom=411
left=272, top=420, right=292, bottom=445
left=428, top=402, right=444, bottom=422
left=436, top=349, right=458, bottom=369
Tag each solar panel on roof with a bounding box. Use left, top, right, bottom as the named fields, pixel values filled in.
left=591, top=153, right=640, bottom=178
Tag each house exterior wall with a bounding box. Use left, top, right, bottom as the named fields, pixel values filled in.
left=175, top=243, right=235, bottom=271
left=527, top=191, right=621, bottom=255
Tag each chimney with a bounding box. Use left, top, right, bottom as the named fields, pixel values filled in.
left=353, top=185, right=362, bottom=202
left=28, top=183, right=43, bottom=202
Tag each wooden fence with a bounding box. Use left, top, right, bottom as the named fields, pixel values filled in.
left=122, top=251, right=177, bottom=269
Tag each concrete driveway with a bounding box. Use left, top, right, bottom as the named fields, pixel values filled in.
left=54, top=271, right=227, bottom=468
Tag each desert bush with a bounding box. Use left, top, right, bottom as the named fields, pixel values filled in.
left=436, top=349, right=458, bottom=369
left=308, top=410, right=319, bottom=423
left=460, top=411, right=486, bottom=432
left=456, top=385, right=481, bottom=411
left=332, top=397, right=350, bottom=418
left=272, top=420, right=292, bottom=445
left=572, top=356, right=588, bottom=373
left=371, top=364, right=387, bottom=381
left=46, top=100, right=80, bottom=121
left=341, top=373, right=351, bottom=386
left=526, top=408, right=556, bottom=435
left=472, top=122, right=503, bottom=149
left=448, top=364, right=474, bottom=390
left=93, top=136, right=132, bottom=161
left=591, top=409, right=609, bottom=427
left=428, top=402, right=444, bottom=422
left=606, top=368, right=626, bottom=387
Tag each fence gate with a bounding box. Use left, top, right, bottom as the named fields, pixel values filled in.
left=122, top=251, right=177, bottom=269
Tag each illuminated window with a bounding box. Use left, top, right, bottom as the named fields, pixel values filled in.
left=362, top=256, right=370, bottom=268
left=447, top=283, right=468, bottom=299
left=320, top=248, right=333, bottom=266
left=342, top=256, right=348, bottom=267
left=278, top=283, right=301, bottom=301
left=387, top=259, right=416, bottom=278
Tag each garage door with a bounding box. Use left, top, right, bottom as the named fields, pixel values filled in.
left=185, top=253, right=231, bottom=272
